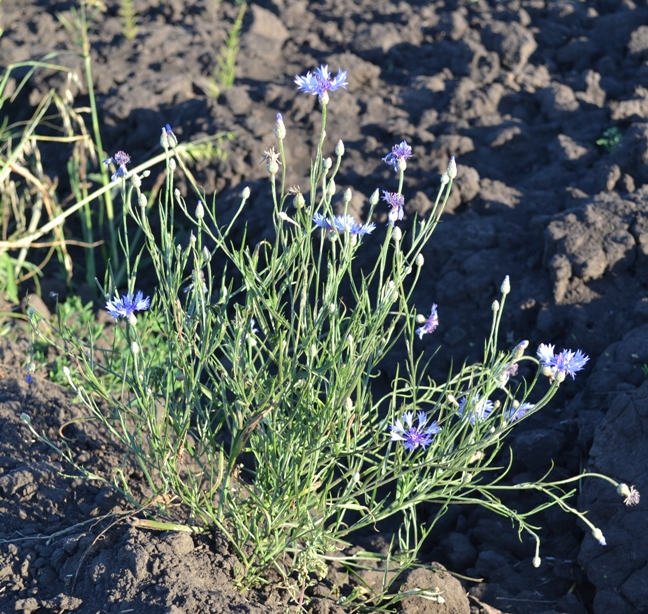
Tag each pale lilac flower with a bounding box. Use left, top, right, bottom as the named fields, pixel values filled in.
left=458, top=395, right=494, bottom=424
left=103, top=150, right=131, bottom=182
left=390, top=411, right=441, bottom=451
left=504, top=402, right=534, bottom=422
left=106, top=291, right=151, bottom=321
left=416, top=304, right=439, bottom=340
left=383, top=140, right=413, bottom=172
left=382, top=191, right=405, bottom=225
left=295, top=65, right=348, bottom=97
left=537, top=344, right=589, bottom=380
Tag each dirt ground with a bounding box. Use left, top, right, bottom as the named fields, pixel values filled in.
left=1, top=0, right=648, bottom=612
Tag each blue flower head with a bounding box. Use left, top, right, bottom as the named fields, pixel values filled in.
left=504, top=402, right=534, bottom=422
left=106, top=290, right=151, bottom=324
left=458, top=395, right=494, bottom=424
left=382, top=191, right=405, bottom=225
left=103, top=150, right=131, bottom=182
left=313, top=213, right=375, bottom=237
left=383, top=140, right=413, bottom=172
left=390, top=411, right=441, bottom=451
left=416, top=304, right=439, bottom=340
left=537, top=343, right=589, bottom=381
left=161, top=124, right=177, bottom=148
left=295, top=65, right=348, bottom=98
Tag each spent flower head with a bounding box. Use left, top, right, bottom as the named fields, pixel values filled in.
left=106, top=290, right=151, bottom=325
left=416, top=304, right=439, bottom=340
left=618, top=484, right=640, bottom=506
left=295, top=65, right=348, bottom=99
left=537, top=344, right=589, bottom=381
left=390, top=411, right=441, bottom=451
left=383, top=140, right=413, bottom=172
left=103, top=151, right=131, bottom=182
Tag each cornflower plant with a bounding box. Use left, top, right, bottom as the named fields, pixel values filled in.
left=25, top=65, right=639, bottom=603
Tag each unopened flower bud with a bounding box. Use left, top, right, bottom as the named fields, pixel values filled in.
left=440, top=172, right=449, bottom=186
left=512, top=340, right=528, bottom=360
left=345, top=398, right=354, bottom=412
left=492, top=300, right=500, bottom=312
left=195, top=201, right=205, bottom=220
left=327, top=180, right=336, bottom=196
left=323, top=157, right=333, bottom=171
left=21, top=413, right=31, bottom=425
left=189, top=233, right=196, bottom=247
left=169, top=158, right=177, bottom=171
left=415, top=253, right=425, bottom=267
left=320, top=91, right=330, bottom=106
left=447, top=156, right=457, bottom=179
left=242, top=186, right=251, bottom=200
left=370, top=188, right=380, bottom=206
left=274, top=113, right=286, bottom=140
left=294, top=192, right=305, bottom=209
left=532, top=556, right=541, bottom=568
left=267, top=159, right=279, bottom=175
left=139, top=194, right=148, bottom=209
left=393, top=226, right=402, bottom=242
left=343, top=188, right=352, bottom=203
left=174, top=188, right=181, bottom=201
left=501, top=275, right=510, bottom=295
left=592, top=528, right=606, bottom=546
left=131, top=342, right=140, bottom=355
left=142, top=170, right=151, bottom=178
left=335, top=140, right=345, bottom=156
left=131, top=173, right=141, bottom=189
left=202, top=246, right=211, bottom=262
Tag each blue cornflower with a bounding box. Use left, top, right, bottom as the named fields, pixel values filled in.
left=383, top=140, right=413, bottom=172
left=382, top=191, right=405, bottom=225
left=351, top=221, right=376, bottom=236
left=106, top=291, right=151, bottom=323
left=416, top=304, right=439, bottom=340
left=333, top=214, right=357, bottom=232
left=458, top=395, right=494, bottom=424
left=103, top=151, right=131, bottom=182
left=313, top=213, right=336, bottom=232
left=390, top=411, right=441, bottom=451
left=504, top=402, right=534, bottom=422
left=295, top=65, right=348, bottom=98
left=314, top=214, right=375, bottom=236
left=537, top=343, right=589, bottom=381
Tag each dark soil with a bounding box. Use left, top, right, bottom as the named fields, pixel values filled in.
left=1, top=0, right=647, bottom=612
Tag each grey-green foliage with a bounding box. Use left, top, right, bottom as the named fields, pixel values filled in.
left=25, top=97, right=630, bottom=605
